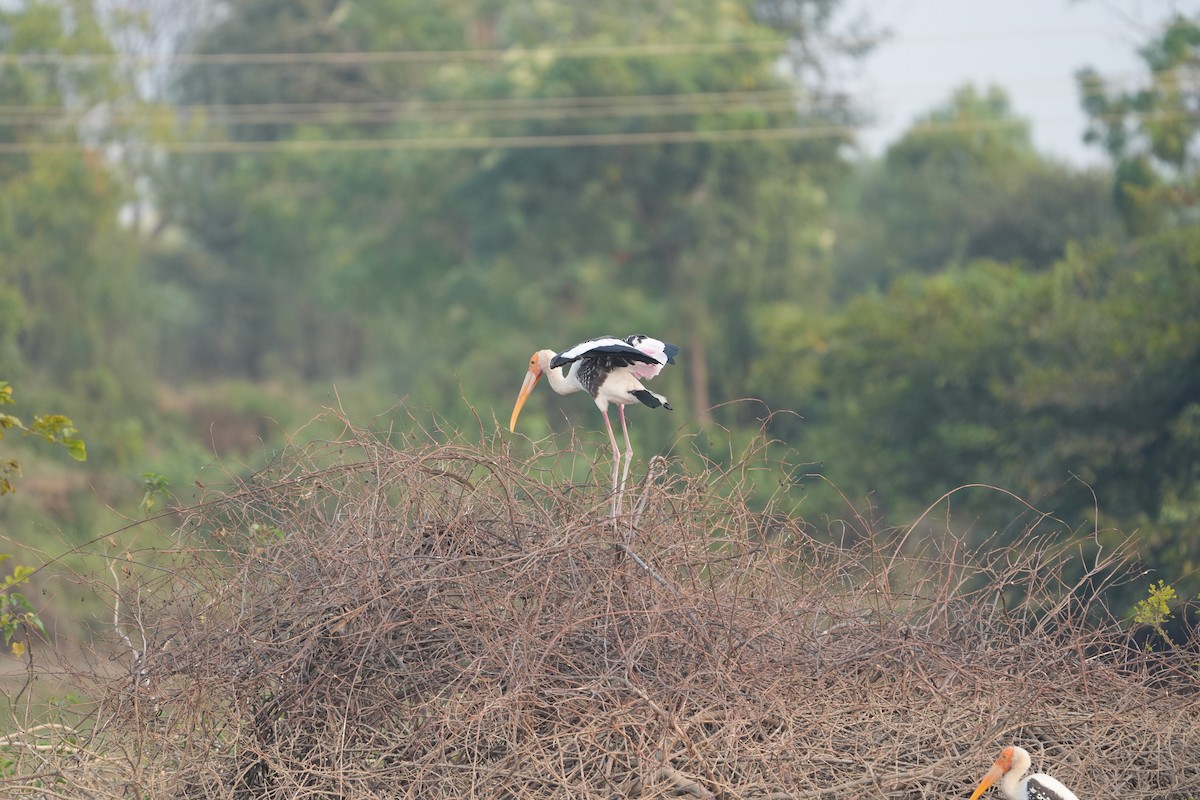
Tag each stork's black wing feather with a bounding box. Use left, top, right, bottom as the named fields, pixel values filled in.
left=1026, top=776, right=1075, bottom=800
left=550, top=337, right=661, bottom=370
left=623, top=333, right=679, bottom=364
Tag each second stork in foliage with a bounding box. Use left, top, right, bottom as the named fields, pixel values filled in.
left=509, top=334, right=679, bottom=517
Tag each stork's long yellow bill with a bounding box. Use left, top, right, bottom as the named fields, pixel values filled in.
left=509, top=365, right=542, bottom=431
left=968, top=761, right=1005, bottom=800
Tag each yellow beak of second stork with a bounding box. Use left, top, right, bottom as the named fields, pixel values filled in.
left=508, top=335, right=678, bottom=517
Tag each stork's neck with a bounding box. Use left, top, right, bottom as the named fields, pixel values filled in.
left=538, top=350, right=579, bottom=396
left=1001, top=748, right=1034, bottom=800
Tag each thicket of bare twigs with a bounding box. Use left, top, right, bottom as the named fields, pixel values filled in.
left=5, top=417, right=1200, bottom=799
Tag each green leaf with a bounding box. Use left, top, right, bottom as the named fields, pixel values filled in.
left=66, top=438, right=88, bottom=462
left=26, top=613, right=46, bottom=636
left=140, top=472, right=171, bottom=513
left=30, top=415, right=71, bottom=442
left=4, top=592, right=33, bottom=612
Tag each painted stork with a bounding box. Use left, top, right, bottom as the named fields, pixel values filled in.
left=509, top=334, right=678, bottom=517
left=968, top=746, right=1080, bottom=800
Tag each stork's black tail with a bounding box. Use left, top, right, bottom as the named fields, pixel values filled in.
left=631, top=389, right=672, bottom=410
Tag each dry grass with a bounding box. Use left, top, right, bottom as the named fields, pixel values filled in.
left=3, top=414, right=1198, bottom=798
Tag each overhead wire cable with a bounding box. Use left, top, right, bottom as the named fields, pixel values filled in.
left=0, top=89, right=810, bottom=126
left=13, top=113, right=1192, bottom=155
left=0, top=38, right=795, bottom=66
left=0, top=68, right=1168, bottom=128
left=0, top=26, right=1143, bottom=67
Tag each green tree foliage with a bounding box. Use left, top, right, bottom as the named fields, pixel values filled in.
left=449, top=2, right=850, bottom=426
left=962, top=165, right=1121, bottom=266
left=0, top=554, right=44, bottom=657
left=148, top=0, right=490, bottom=381
left=0, top=380, right=86, bottom=656
left=755, top=17, right=1200, bottom=604
left=0, top=3, right=172, bottom=621
left=766, top=215, right=1198, bottom=603
left=149, top=0, right=863, bottom=438
left=0, top=1, right=149, bottom=417
left=1078, top=13, right=1200, bottom=234
left=832, top=85, right=1121, bottom=293
left=4, top=0, right=1199, bottom=651
left=0, top=381, right=86, bottom=494
left=1130, top=579, right=1180, bottom=653
left=763, top=237, right=1200, bottom=587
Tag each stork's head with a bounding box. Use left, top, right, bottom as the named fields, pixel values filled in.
left=969, top=746, right=1029, bottom=800
left=509, top=350, right=554, bottom=431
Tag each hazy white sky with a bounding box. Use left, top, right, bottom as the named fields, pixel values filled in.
left=846, top=0, right=1195, bottom=165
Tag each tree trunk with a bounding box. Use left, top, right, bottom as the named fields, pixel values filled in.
left=689, top=333, right=714, bottom=427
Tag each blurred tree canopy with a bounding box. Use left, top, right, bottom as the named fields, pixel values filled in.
left=1, top=1, right=145, bottom=400
left=830, top=85, right=1122, bottom=294
left=147, top=0, right=862, bottom=437
left=1, top=0, right=1197, bottom=632
left=0, top=0, right=157, bottom=501
left=1078, top=14, right=1200, bottom=234
left=762, top=17, right=1200, bottom=594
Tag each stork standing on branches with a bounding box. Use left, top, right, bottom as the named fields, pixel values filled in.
left=509, top=334, right=678, bottom=517
left=968, top=746, right=1080, bottom=800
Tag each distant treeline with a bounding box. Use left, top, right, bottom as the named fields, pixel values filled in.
left=1, top=1, right=1197, bottom=618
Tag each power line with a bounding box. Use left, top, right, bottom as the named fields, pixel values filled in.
left=0, top=27, right=1143, bottom=68
left=0, top=88, right=802, bottom=116
left=0, top=102, right=808, bottom=127
left=0, top=124, right=856, bottom=154
left=1, top=39, right=795, bottom=67
left=0, top=89, right=810, bottom=126
left=0, top=69, right=1188, bottom=154
left=8, top=110, right=1198, bottom=157
left=0, top=67, right=1164, bottom=128
left=0, top=115, right=1070, bottom=155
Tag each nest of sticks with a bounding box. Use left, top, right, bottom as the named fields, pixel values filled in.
left=9, top=419, right=1200, bottom=798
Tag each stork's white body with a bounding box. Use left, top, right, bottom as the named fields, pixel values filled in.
left=510, top=334, right=677, bottom=518
left=972, top=746, right=1079, bottom=800
left=542, top=352, right=670, bottom=414
left=1002, top=769, right=1079, bottom=800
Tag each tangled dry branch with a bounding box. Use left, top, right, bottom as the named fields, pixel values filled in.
left=5, top=417, right=1199, bottom=798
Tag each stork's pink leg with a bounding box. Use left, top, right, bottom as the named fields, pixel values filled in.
left=618, top=405, right=634, bottom=498
left=601, top=407, right=621, bottom=518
